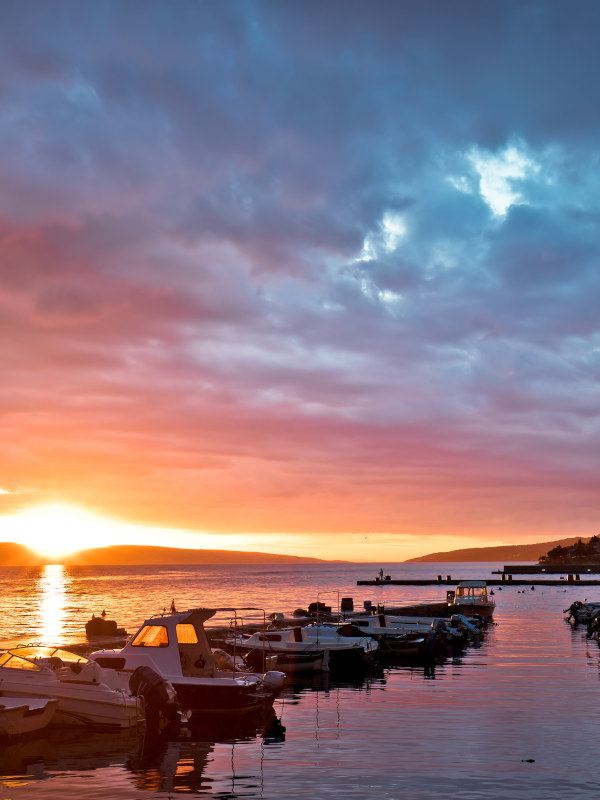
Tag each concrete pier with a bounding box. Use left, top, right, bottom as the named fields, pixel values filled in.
left=497, top=564, right=600, bottom=574
left=357, top=576, right=600, bottom=586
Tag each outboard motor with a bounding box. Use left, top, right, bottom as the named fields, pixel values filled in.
left=262, top=670, right=286, bottom=695
left=129, top=665, right=189, bottom=728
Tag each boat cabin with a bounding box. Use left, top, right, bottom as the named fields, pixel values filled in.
left=454, top=581, right=490, bottom=601
left=94, top=608, right=219, bottom=678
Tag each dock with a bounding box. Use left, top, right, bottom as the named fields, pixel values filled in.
left=357, top=575, right=600, bottom=586
left=497, top=564, right=600, bottom=574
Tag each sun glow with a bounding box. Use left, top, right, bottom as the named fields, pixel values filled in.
left=0, top=504, right=488, bottom=562
left=0, top=503, right=269, bottom=561
left=0, top=504, right=134, bottom=559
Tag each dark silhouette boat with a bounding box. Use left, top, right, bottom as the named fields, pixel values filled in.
left=85, top=611, right=127, bottom=639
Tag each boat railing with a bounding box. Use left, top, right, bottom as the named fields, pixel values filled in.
left=221, top=608, right=270, bottom=673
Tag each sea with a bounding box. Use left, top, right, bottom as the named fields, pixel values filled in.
left=1, top=560, right=599, bottom=799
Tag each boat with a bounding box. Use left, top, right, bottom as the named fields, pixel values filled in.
left=89, top=608, right=286, bottom=715
left=564, top=600, right=600, bottom=624
left=240, top=622, right=378, bottom=673
left=447, top=581, right=496, bottom=619
left=346, top=614, right=434, bottom=657
left=0, top=697, right=58, bottom=736
left=350, top=611, right=485, bottom=655
left=85, top=610, right=127, bottom=639
left=225, top=627, right=331, bottom=674
left=0, top=646, right=144, bottom=728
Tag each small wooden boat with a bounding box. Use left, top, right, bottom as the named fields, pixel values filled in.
left=0, top=697, right=58, bottom=736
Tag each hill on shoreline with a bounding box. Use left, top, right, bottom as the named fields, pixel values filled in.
left=0, top=542, right=331, bottom=567
left=405, top=536, right=588, bottom=563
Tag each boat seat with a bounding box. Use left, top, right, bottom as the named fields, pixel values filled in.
left=178, top=644, right=216, bottom=677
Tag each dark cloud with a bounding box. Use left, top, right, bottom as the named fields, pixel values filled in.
left=1, top=1, right=599, bottom=547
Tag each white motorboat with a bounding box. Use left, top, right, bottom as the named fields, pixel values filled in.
left=297, top=622, right=378, bottom=670
left=90, top=608, right=286, bottom=715
left=226, top=627, right=331, bottom=674
left=346, top=614, right=432, bottom=656
left=0, top=647, right=143, bottom=729
left=0, top=697, right=58, bottom=736
left=228, top=621, right=378, bottom=674
left=349, top=612, right=484, bottom=655
left=448, top=581, right=496, bottom=619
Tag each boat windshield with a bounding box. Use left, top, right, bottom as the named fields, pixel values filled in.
left=10, top=646, right=88, bottom=666
left=0, top=651, right=43, bottom=671
left=457, top=586, right=486, bottom=598
left=131, top=625, right=169, bottom=647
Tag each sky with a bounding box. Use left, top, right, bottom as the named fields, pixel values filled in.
left=0, top=1, right=599, bottom=561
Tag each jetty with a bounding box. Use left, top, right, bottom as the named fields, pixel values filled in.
left=358, top=573, right=600, bottom=587
left=497, top=564, right=600, bottom=574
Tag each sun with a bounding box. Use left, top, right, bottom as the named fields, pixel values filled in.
left=1, top=504, right=124, bottom=560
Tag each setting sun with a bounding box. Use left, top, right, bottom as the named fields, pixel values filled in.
left=0, top=503, right=295, bottom=562
left=0, top=505, right=122, bottom=559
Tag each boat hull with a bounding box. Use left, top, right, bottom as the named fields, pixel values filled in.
left=452, top=602, right=495, bottom=619
left=246, top=648, right=329, bottom=674
left=0, top=698, right=58, bottom=736
left=0, top=683, right=142, bottom=729
left=170, top=678, right=279, bottom=715
left=380, top=635, right=429, bottom=658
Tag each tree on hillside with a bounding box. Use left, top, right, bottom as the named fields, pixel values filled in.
left=539, top=537, right=600, bottom=564
left=539, top=545, right=568, bottom=564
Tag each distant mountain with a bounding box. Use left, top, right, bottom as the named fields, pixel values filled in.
left=0, top=542, right=330, bottom=566
left=64, top=545, right=329, bottom=565
left=405, top=537, right=588, bottom=563
left=0, top=542, right=44, bottom=566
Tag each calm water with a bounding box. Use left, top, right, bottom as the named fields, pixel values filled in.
left=1, top=561, right=600, bottom=799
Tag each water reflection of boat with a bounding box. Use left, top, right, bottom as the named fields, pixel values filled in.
left=186, top=708, right=273, bottom=742
left=0, top=726, right=141, bottom=780
left=0, top=646, right=143, bottom=728
left=129, top=737, right=216, bottom=794
left=0, top=697, right=58, bottom=737
left=90, top=608, right=286, bottom=716
left=282, top=664, right=387, bottom=698
left=128, top=709, right=285, bottom=794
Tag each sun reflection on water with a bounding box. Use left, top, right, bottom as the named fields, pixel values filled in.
left=37, top=564, right=70, bottom=643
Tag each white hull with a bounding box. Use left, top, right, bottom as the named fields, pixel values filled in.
left=0, top=697, right=58, bottom=736
left=0, top=684, right=142, bottom=728
left=247, top=647, right=329, bottom=674
left=0, top=648, right=143, bottom=729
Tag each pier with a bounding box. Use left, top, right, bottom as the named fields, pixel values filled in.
left=357, top=574, right=600, bottom=587
left=496, top=564, right=600, bottom=574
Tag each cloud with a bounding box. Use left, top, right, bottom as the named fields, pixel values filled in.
left=1, top=2, right=599, bottom=552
